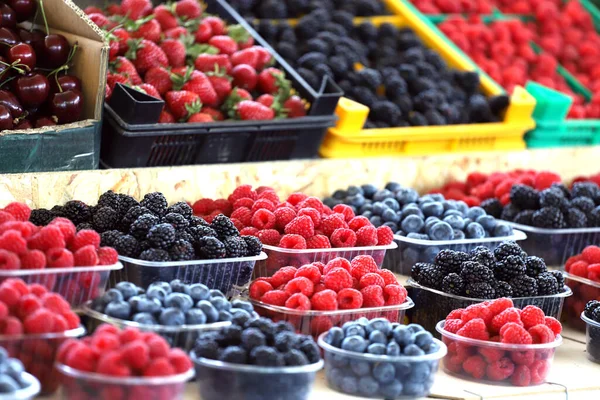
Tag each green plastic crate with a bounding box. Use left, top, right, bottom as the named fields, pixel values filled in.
left=581, top=0, right=600, bottom=31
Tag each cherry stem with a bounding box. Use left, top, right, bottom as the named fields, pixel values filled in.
left=30, top=5, right=40, bottom=32
left=54, top=73, right=61, bottom=93
left=46, top=43, right=77, bottom=78
left=38, top=0, right=50, bottom=36
left=0, top=75, right=17, bottom=89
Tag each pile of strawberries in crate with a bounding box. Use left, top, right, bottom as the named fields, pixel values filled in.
left=84, top=0, right=307, bottom=122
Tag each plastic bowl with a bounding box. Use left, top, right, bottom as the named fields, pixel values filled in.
left=383, top=230, right=526, bottom=275
left=253, top=242, right=397, bottom=278
left=505, top=223, right=600, bottom=267
left=0, top=263, right=123, bottom=308
left=191, top=353, right=323, bottom=400
left=408, top=279, right=571, bottom=337
left=249, top=297, right=414, bottom=338
left=581, top=312, right=600, bottom=363
left=56, top=362, right=194, bottom=400
left=436, top=321, right=562, bottom=386
left=82, top=301, right=230, bottom=351
left=111, top=253, right=266, bottom=298
left=563, top=272, right=600, bottom=331
left=0, top=326, right=85, bottom=395
left=0, top=372, right=40, bottom=400
left=318, top=332, right=447, bottom=398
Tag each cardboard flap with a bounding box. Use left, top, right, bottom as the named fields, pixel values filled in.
left=38, top=0, right=105, bottom=42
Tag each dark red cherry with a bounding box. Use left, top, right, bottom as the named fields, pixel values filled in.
left=50, top=90, right=82, bottom=123
left=0, top=89, right=23, bottom=117
left=7, top=43, right=35, bottom=71
left=42, top=34, right=70, bottom=68
left=8, top=0, right=36, bottom=22
left=18, top=28, right=44, bottom=54
left=0, top=27, right=19, bottom=52
left=50, top=75, right=82, bottom=94
left=35, top=116, right=56, bottom=128
left=0, top=4, right=16, bottom=29
left=0, top=104, right=13, bottom=130
left=14, top=73, right=49, bottom=108
left=14, top=118, right=31, bottom=129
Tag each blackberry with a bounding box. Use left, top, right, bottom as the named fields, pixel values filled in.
left=493, top=281, right=513, bottom=297
left=500, top=203, right=520, bottom=222
left=147, top=223, right=176, bottom=250
left=29, top=208, right=55, bottom=226
left=424, top=110, right=446, bottom=125
left=510, top=185, right=540, bottom=210
left=385, top=77, right=408, bottom=99
left=139, top=248, right=170, bottom=262
left=162, top=213, right=189, bottom=231
left=590, top=206, right=600, bottom=227
left=494, top=241, right=524, bottom=262
left=572, top=182, right=600, bottom=200
left=114, top=234, right=141, bottom=258
left=297, top=52, right=326, bottom=69
left=539, top=188, right=565, bottom=208
left=525, top=256, right=547, bottom=277
left=116, top=194, right=139, bottom=218
left=434, top=249, right=469, bottom=274
left=277, top=42, right=297, bottom=61
left=139, top=240, right=151, bottom=252
left=407, top=111, right=428, bottom=126
left=356, top=68, right=382, bottom=90
left=416, top=264, right=444, bottom=289
left=62, top=200, right=92, bottom=225
left=411, top=262, right=432, bottom=281
left=297, top=67, right=319, bottom=89
left=531, top=207, right=565, bottom=229
left=101, top=230, right=122, bottom=247
left=513, top=210, right=535, bottom=226
left=567, top=208, right=587, bottom=228
left=50, top=205, right=65, bottom=218
left=211, top=214, right=239, bottom=239
left=469, top=247, right=496, bottom=270
left=551, top=183, right=571, bottom=199
left=551, top=270, right=564, bottom=289
left=327, top=55, right=349, bottom=78
left=224, top=236, right=248, bottom=258
left=312, top=63, right=334, bottom=81
left=140, top=192, right=168, bottom=217
left=488, top=94, right=510, bottom=115
left=129, top=214, right=160, bottom=240
left=176, top=230, right=195, bottom=243
left=441, top=273, right=464, bottom=295
left=166, top=201, right=193, bottom=219
left=196, top=237, right=227, bottom=259
left=189, top=216, right=209, bottom=227
left=460, top=261, right=493, bottom=283
left=243, top=236, right=263, bottom=256
left=370, top=101, right=402, bottom=126
left=481, top=198, right=503, bottom=219
left=584, top=300, right=600, bottom=319
left=571, top=197, right=595, bottom=214
left=453, top=71, right=479, bottom=94
left=536, top=272, right=559, bottom=295
left=168, top=239, right=195, bottom=261
left=187, top=225, right=218, bottom=242
left=76, top=223, right=94, bottom=231
left=92, top=207, right=118, bottom=232
left=257, top=0, right=287, bottom=18
left=464, top=282, right=495, bottom=299
left=510, top=275, right=538, bottom=297
left=305, top=38, right=330, bottom=55
left=350, top=86, right=377, bottom=108
left=121, top=206, right=152, bottom=232
left=494, top=255, right=526, bottom=281
left=97, top=190, right=120, bottom=210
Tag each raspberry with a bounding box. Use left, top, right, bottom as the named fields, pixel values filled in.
left=284, top=293, right=311, bottom=310
left=92, top=333, right=120, bottom=352
left=529, top=359, right=550, bottom=384
left=528, top=324, right=555, bottom=344
left=284, top=216, right=314, bottom=239
left=0, top=285, right=20, bottom=308
left=251, top=209, right=276, bottom=230
left=491, top=307, right=523, bottom=333
left=46, top=248, right=74, bottom=268
left=284, top=277, right=314, bottom=297
left=168, top=348, right=192, bottom=374
left=383, top=284, right=407, bottom=305
left=501, top=323, right=532, bottom=344
left=15, top=294, right=42, bottom=320
left=119, top=327, right=142, bottom=344
left=313, top=283, right=326, bottom=293
left=478, top=347, right=504, bottom=363
left=355, top=226, right=378, bottom=247
left=63, top=311, right=80, bottom=329
left=71, top=229, right=101, bottom=251
left=376, top=269, right=397, bottom=286
left=534, top=171, right=561, bottom=191
left=582, top=246, right=600, bottom=263
left=457, top=318, right=489, bottom=340
left=97, top=247, right=119, bottom=265
left=350, top=255, right=378, bottom=280
left=0, top=301, right=7, bottom=319
left=193, top=198, right=215, bottom=215
left=251, top=198, right=275, bottom=213
left=486, top=357, right=515, bottom=381
left=462, top=355, right=486, bottom=379
left=240, top=227, right=259, bottom=236
left=570, top=260, right=589, bottom=277
left=0, top=211, right=14, bottom=224
left=146, top=334, right=170, bottom=358
left=306, top=235, right=331, bottom=249
left=122, top=340, right=150, bottom=370
left=286, top=193, right=308, bottom=206
left=544, top=316, right=562, bottom=336
left=337, top=288, right=363, bottom=309
left=447, top=309, right=464, bottom=320
left=261, top=290, right=289, bottom=306
left=0, top=221, right=37, bottom=238
left=270, top=266, right=298, bottom=287
left=5, top=278, right=29, bottom=296
left=444, top=319, right=465, bottom=333
left=298, top=208, right=321, bottom=228
left=28, top=283, right=47, bottom=297
left=24, top=308, right=55, bottom=333
left=509, top=364, right=531, bottom=386
left=279, top=234, right=306, bottom=249
left=376, top=226, right=394, bottom=245
left=488, top=297, right=514, bottom=315
left=49, top=218, right=76, bottom=243
left=330, top=228, right=357, bottom=248
left=461, top=303, right=493, bottom=326
left=274, top=207, right=296, bottom=231
left=257, top=229, right=281, bottom=246
left=98, top=351, right=131, bottom=377
left=565, top=255, right=582, bottom=270
left=311, top=289, right=337, bottom=310
left=0, top=250, right=20, bottom=270
left=96, top=324, right=120, bottom=336
left=257, top=189, right=279, bottom=202
left=231, top=207, right=252, bottom=226
left=520, top=305, right=545, bottom=329
left=65, top=343, right=97, bottom=372
left=324, top=257, right=351, bottom=274
left=331, top=204, right=354, bottom=222
left=293, top=265, right=321, bottom=285
left=323, top=268, right=353, bottom=292
left=346, top=217, right=369, bottom=232
left=41, top=292, right=70, bottom=314
left=229, top=185, right=258, bottom=203
left=28, top=225, right=65, bottom=251
left=360, top=285, right=384, bottom=307
left=359, top=273, right=385, bottom=289
left=0, top=230, right=27, bottom=254
left=321, top=214, right=347, bottom=237
left=3, top=202, right=31, bottom=221
left=20, top=250, right=46, bottom=269
left=0, top=315, right=22, bottom=334
left=297, top=197, right=323, bottom=213
left=249, top=280, right=273, bottom=300
left=73, top=245, right=99, bottom=266
left=311, top=262, right=325, bottom=273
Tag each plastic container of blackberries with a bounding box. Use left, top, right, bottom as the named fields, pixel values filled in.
left=81, top=301, right=230, bottom=351
left=563, top=272, right=600, bottom=331
left=318, top=332, right=447, bottom=398
left=0, top=326, right=85, bottom=395
left=505, top=223, right=600, bottom=267
left=56, top=362, right=194, bottom=400
left=0, top=372, right=40, bottom=400
left=407, top=279, right=571, bottom=336
left=383, top=230, right=527, bottom=275
left=249, top=297, right=414, bottom=338
left=191, top=352, right=323, bottom=400
left=112, top=253, right=266, bottom=298
left=436, top=320, right=562, bottom=386
left=253, top=242, right=397, bottom=279
left=581, top=312, right=600, bottom=363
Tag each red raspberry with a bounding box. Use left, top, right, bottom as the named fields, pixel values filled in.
left=359, top=273, right=385, bottom=289
left=41, top=292, right=70, bottom=314
left=298, top=208, right=321, bottom=228
left=383, top=284, right=407, bottom=305
left=231, top=207, right=252, bottom=226
left=376, top=226, right=394, bottom=245
left=251, top=199, right=275, bottom=213
left=313, top=283, right=326, bottom=293
left=350, top=255, right=378, bottom=280
left=284, top=216, right=314, bottom=239
left=284, top=293, right=311, bottom=310
left=64, top=311, right=80, bottom=329
left=0, top=301, right=7, bottom=319
left=324, top=257, right=351, bottom=274
left=462, top=355, right=486, bottom=379
left=270, top=266, right=298, bottom=287
left=337, top=288, right=363, bottom=309
left=570, top=260, right=589, bottom=277
left=520, top=305, right=545, bottom=329
left=0, top=285, right=20, bottom=308
left=447, top=308, right=464, bottom=320
left=486, top=357, right=515, bottom=381
left=228, top=185, right=257, bottom=203
left=274, top=207, right=296, bottom=231
left=168, top=348, right=192, bottom=373
left=297, top=197, right=324, bottom=213
left=28, top=283, right=47, bottom=297
left=98, top=351, right=131, bottom=377
left=355, top=226, right=378, bottom=247
left=321, top=214, right=347, bottom=237
left=74, top=245, right=99, bottom=267
left=24, top=308, right=55, bottom=333
left=232, top=218, right=245, bottom=231
left=144, top=357, right=176, bottom=377
left=3, top=202, right=30, bottom=221
left=97, top=247, right=119, bottom=265
left=46, top=248, right=74, bottom=268
left=249, top=280, right=273, bottom=300
left=311, top=262, right=325, bottom=273
left=330, top=228, right=357, bottom=248
left=71, top=230, right=101, bottom=251
left=49, top=218, right=76, bottom=243
left=501, top=323, right=532, bottom=344
left=323, top=268, right=353, bottom=292
left=0, top=211, right=14, bottom=225
left=251, top=209, right=276, bottom=230
left=461, top=303, right=493, bottom=326
left=0, top=316, right=22, bottom=334
left=0, top=250, right=20, bottom=270
left=544, top=316, right=562, bottom=336
left=361, top=285, right=384, bottom=307
left=306, top=235, right=331, bottom=249
left=286, top=193, right=308, bottom=206
left=5, top=278, right=28, bottom=296
left=478, top=346, right=504, bottom=363
left=96, top=324, right=120, bottom=336
left=565, top=254, right=582, bottom=271
left=332, top=204, right=355, bottom=222
left=457, top=318, right=489, bottom=340
left=284, top=277, right=314, bottom=297
left=119, top=327, right=142, bottom=344
left=511, top=364, right=531, bottom=386
left=16, top=294, right=42, bottom=320
left=91, top=332, right=121, bottom=352
left=0, top=230, right=27, bottom=255
left=534, top=171, right=561, bottom=191
left=529, top=359, right=550, bottom=385
left=376, top=269, right=397, bottom=286
left=232, top=198, right=254, bottom=210
left=279, top=234, right=306, bottom=249
left=122, top=340, right=150, bottom=370
left=146, top=334, right=170, bottom=358
left=20, top=250, right=46, bottom=269
left=0, top=221, right=37, bottom=238
left=589, top=263, right=600, bottom=281
left=348, top=216, right=371, bottom=232
left=311, top=289, right=337, bottom=310
left=491, top=307, right=523, bottom=333
left=257, top=189, right=279, bottom=203
left=488, top=297, right=514, bottom=315
left=528, top=324, right=555, bottom=344
left=261, top=290, right=289, bottom=306
left=240, top=227, right=259, bottom=236
left=444, top=319, right=465, bottom=333
left=193, top=198, right=215, bottom=215
left=294, top=264, right=321, bottom=284
left=257, top=229, right=281, bottom=246
left=28, top=225, right=65, bottom=251
left=65, top=343, right=97, bottom=372
left=582, top=246, right=600, bottom=263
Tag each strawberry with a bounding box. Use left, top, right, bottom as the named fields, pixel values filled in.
left=144, top=67, right=173, bottom=95
left=153, top=4, right=178, bottom=31
left=120, top=0, right=152, bottom=20
left=175, top=0, right=202, bottom=20
left=159, top=110, right=175, bottom=123
left=188, top=112, right=213, bottom=123
left=107, top=73, right=131, bottom=90
left=107, top=36, right=119, bottom=61
left=203, top=16, right=226, bottom=36
left=231, top=64, right=257, bottom=90
left=175, top=69, right=218, bottom=107
left=111, top=56, right=142, bottom=84
left=237, top=100, right=275, bottom=120
left=194, top=20, right=213, bottom=43
left=106, top=4, right=123, bottom=15
left=160, top=39, right=186, bottom=68
left=239, top=36, right=254, bottom=49
left=227, top=24, right=251, bottom=46
left=126, top=39, right=168, bottom=74
left=84, top=6, right=103, bottom=15
left=256, top=94, right=274, bottom=107
left=257, top=68, right=290, bottom=96
left=129, top=18, right=162, bottom=43
left=207, top=75, right=231, bottom=103
left=230, top=47, right=259, bottom=69
left=222, top=88, right=252, bottom=118
left=112, top=28, right=130, bottom=55
left=255, top=47, right=273, bottom=70
left=88, top=13, right=110, bottom=28
left=137, top=83, right=161, bottom=99
left=165, top=90, right=201, bottom=120
left=284, top=95, right=306, bottom=118
left=164, top=27, right=188, bottom=39
left=208, top=35, right=238, bottom=55
left=194, top=53, right=231, bottom=73
left=201, top=107, right=224, bottom=121
left=105, top=83, right=112, bottom=100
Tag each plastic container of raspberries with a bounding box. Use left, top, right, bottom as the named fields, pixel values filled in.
left=249, top=297, right=414, bottom=338
left=436, top=321, right=562, bottom=386
left=0, top=326, right=85, bottom=395
left=56, top=362, right=194, bottom=400
left=0, top=263, right=123, bottom=309
left=563, top=272, right=600, bottom=331
left=505, top=223, right=600, bottom=267
left=253, top=242, right=397, bottom=279
left=192, top=352, right=323, bottom=400
left=407, top=279, right=571, bottom=337
left=0, top=372, right=40, bottom=400
left=581, top=312, right=600, bottom=363
left=318, top=332, right=447, bottom=398
left=112, top=253, right=266, bottom=298
left=384, top=230, right=527, bottom=275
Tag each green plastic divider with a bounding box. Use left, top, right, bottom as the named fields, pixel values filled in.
left=525, top=82, right=572, bottom=122
left=581, top=0, right=600, bottom=31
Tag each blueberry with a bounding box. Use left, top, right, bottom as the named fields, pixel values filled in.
left=328, top=367, right=344, bottom=387
left=209, top=289, right=225, bottom=298
left=249, top=345, right=284, bottom=366
left=462, top=217, right=473, bottom=226
left=231, top=309, right=251, bottom=326
left=385, top=182, right=403, bottom=192
left=350, top=360, right=370, bottom=376
left=340, top=376, right=358, bottom=394
left=197, top=300, right=219, bottom=323
left=115, top=282, right=139, bottom=300
left=230, top=299, right=253, bottom=313
left=210, top=296, right=232, bottom=311
left=424, top=216, right=440, bottom=232
left=1, top=358, right=23, bottom=380
left=358, top=376, right=379, bottom=396
left=404, top=344, right=425, bottom=356
left=347, top=185, right=363, bottom=196
left=443, top=200, right=458, bottom=211
left=324, top=327, right=344, bottom=348
left=218, top=310, right=232, bottom=321
left=393, top=326, right=414, bottom=347
left=105, top=301, right=131, bottom=319
left=493, top=223, right=513, bottom=237
left=284, top=349, right=309, bottom=366
left=102, top=288, right=123, bottom=304
left=159, top=307, right=185, bottom=326
left=443, top=214, right=465, bottom=230
left=428, top=221, right=454, bottom=240
left=373, top=189, right=393, bottom=201
left=241, top=328, right=267, bottom=350
left=465, top=222, right=485, bottom=239
left=0, top=375, right=19, bottom=393
left=330, top=353, right=348, bottom=368
left=362, top=211, right=373, bottom=219
left=185, top=309, right=207, bottom=325
left=414, top=331, right=434, bottom=349
left=164, top=293, right=194, bottom=312
left=148, top=281, right=172, bottom=294
left=343, top=322, right=366, bottom=338
left=360, top=203, right=373, bottom=214
left=133, top=312, right=156, bottom=324
left=348, top=194, right=366, bottom=208
left=421, top=201, right=444, bottom=218
left=383, top=221, right=398, bottom=232
left=476, top=214, right=497, bottom=232
left=169, top=279, right=187, bottom=293
left=356, top=317, right=370, bottom=326
left=369, top=330, right=387, bottom=345
left=274, top=331, right=297, bottom=352
left=361, top=184, right=378, bottom=198
left=456, top=201, right=469, bottom=215
left=453, top=230, right=466, bottom=240
left=136, top=297, right=162, bottom=314
left=386, top=341, right=400, bottom=356
left=380, top=380, right=404, bottom=398
left=401, top=214, right=424, bottom=233
left=333, top=189, right=348, bottom=199
left=219, top=346, right=248, bottom=364
left=367, top=343, right=386, bottom=355
left=0, top=348, right=7, bottom=364
left=341, top=335, right=368, bottom=353
left=395, top=361, right=411, bottom=377
left=443, top=209, right=463, bottom=218
left=186, top=283, right=210, bottom=302
left=382, top=208, right=400, bottom=223
left=396, top=188, right=419, bottom=205
left=146, top=286, right=168, bottom=303
left=426, top=341, right=441, bottom=354
left=370, top=216, right=382, bottom=227
left=430, top=193, right=445, bottom=202
left=466, top=206, right=486, bottom=220
left=373, top=362, right=395, bottom=384
left=372, top=202, right=385, bottom=216
left=401, top=204, right=424, bottom=219
left=407, top=324, right=425, bottom=334
left=423, top=246, right=441, bottom=261
left=274, top=321, right=294, bottom=333
left=382, top=197, right=400, bottom=211
left=366, top=318, right=392, bottom=335
left=418, top=195, right=434, bottom=204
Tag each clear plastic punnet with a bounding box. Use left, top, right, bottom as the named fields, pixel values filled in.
left=408, top=279, right=571, bottom=336
left=192, top=353, right=323, bottom=400
left=581, top=312, right=600, bottom=364
left=56, top=363, right=194, bottom=400
left=436, top=321, right=562, bottom=386
left=506, top=222, right=600, bottom=267
left=383, top=230, right=527, bottom=275
left=253, top=242, right=397, bottom=278
left=249, top=297, right=414, bottom=338
left=112, top=253, right=266, bottom=297
left=318, top=333, right=447, bottom=399
left=0, top=263, right=123, bottom=308
left=0, top=372, right=40, bottom=400
left=564, top=272, right=600, bottom=330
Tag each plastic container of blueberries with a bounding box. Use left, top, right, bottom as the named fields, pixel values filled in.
left=81, top=301, right=230, bottom=351
left=56, top=362, right=194, bottom=400
left=111, top=253, right=266, bottom=298
left=505, top=223, right=600, bottom=268
left=581, top=312, right=600, bottom=363
left=249, top=297, right=414, bottom=338
left=563, top=272, right=600, bottom=331
left=436, top=320, right=562, bottom=386
left=0, top=263, right=123, bottom=309
left=318, top=332, right=447, bottom=398
left=191, top=352, right=323, bottom=400
left=383, top=230, right=527, bottom=275
left=407, top=279, right=571, bottom=337
left=0, top=326, right=85, bottom=395
left=253, top=242, right=397, bottom=279
left=0, top=372, right=40, bottom=400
